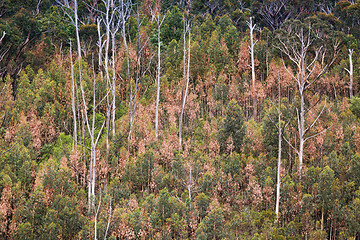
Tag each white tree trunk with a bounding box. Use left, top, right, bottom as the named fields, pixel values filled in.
left=104, top=0, right=111, bottom=150
left=345, top=49, right=354, bottom=99
left=275, top=77, right=281, bottom=220
left=277, top=25, right=335, bottom=175
left=155, top=17, right=161, bottom=139
left=69, top=41, right=77, bottom=149
left=247, top=17, right=258, bottom=120
left=111, top=32, right=116, bottom=138
left=179, top=20, right=191, bottom=151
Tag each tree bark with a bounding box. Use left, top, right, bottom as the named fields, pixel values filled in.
left=276, top=24, right=336, bottom=175
left=69, top=41, right=77, bottom=150
left=155, top=15, right=163, bottom=139
left=275, top=76, right=281, bottom=220
left=247, top=17, right=258, bottom=120
left=345, top=49, right=354, bottom=99
left=179, top=20, right=191, bottom=151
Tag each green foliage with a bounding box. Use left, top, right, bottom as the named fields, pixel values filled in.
left=218, top=100, right=246, bottom=153
left=149, top=187, right=186, bottom=230
left=123, top=151, right=155, bottom=192
left=195, top=205, right=225, bottom=239
left=162, top=6, right=183, bottom=46
left=195, top=193, right=210, bottom=219
left=3, top=1, right=360, bottom=239
left=223, top=152, right=245, bottom=181
left=350, top=97, right=360, bottom=118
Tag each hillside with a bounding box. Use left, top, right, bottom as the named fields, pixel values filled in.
left=1, top=0, right=360, bottom=239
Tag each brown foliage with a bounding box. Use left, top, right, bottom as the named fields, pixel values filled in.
left=265, top=61, right=294, bottom=97
left=0, top=185, right=12, bottom=236
left=237, top=42, right=250, bottom=73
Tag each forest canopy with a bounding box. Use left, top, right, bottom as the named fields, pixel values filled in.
left=1, top=0, right=360, bottom=239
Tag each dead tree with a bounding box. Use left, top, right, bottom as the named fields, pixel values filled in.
left=345, top=49, right=354, bottom=99
left=149, top=2, right=166, bottom=139
left=179, top=18, right=191, bottom=151
left=111, top=0, right=131, bottom=137
left=56, top=0, right=83, bottom=148
left=97, top=0, right=131, bottom=143
left=69, top=41, right=77, bottom=149
left=276, top=20, right=339, bottom=174
left=171, top=156, right=201, bottom=209
left=128, top=10, right=152, bottom=139
left=246, top=17, right=258, bottom=120
left=259, top=0, right=291, bottom=31
left=275, top=76, right=282, bottom=220
left=78, top=61, right=108, bottom=208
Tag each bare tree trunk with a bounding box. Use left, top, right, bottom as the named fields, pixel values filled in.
left=57, top=0, right=91, bottom=201
left=104, top=0, right=111, bottom=151
left=275, top=76, right=281, bottom=220
left=297, top=47, right=306, bottom=174
left=345, top=49, right=354, bottom=99
left=74, top=0, right=82, bottom=85
left=120, top=1, right=132, bottom=140
left=154, top=13, right=165, bottom=139
left=69, top=41, right=77, bottom=149
left=179, top=18, right=187, bottom=150
left=179, top=20, right=191, bottom=151
left=77, top=58, right=107, bottom=209
left=97, top=18, right=104, bottom=78
left=188, top=164, right=192, bottom=209
left=155, top=16, right=162, bottom=139
left=276, top=24, right=337, bottom=175
left=298, top=88, right=305, bottom=174
left=129, top=12, right=143, bottom=139
left=247, top=17, right=258, bottom=120
left=111, top=32, right=116, bottom=138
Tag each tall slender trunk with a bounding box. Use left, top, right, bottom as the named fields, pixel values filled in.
left=298, top=90, right=305, bottom=174
left=120, top=0, right=131, bottom=140
left=188, top=164, right=192, bottom=209
left=347, top=49, right=354, bottom=99
left=275, top=76, right=281, bottom=220
left=298, top=51, right=306, bottom=175
left=321, top=201, right=324, bottom=231
left=70, top=41, right=77, bottom=149
left=92, top=75, right=96, bottom=199
left=111, top=32, right=116, bottom=138
left=155, top=17, right=161, bottom=139
left=129, top=12, right=142, bottom=139
left=104, top=1, right=111, bottom=150
left=179, top=21, right=190, bottom=151
left=74, top=0, right=82, bottom=83
left=248, top=17, right=257, bottom=120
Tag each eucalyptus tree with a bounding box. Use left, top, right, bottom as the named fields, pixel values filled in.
left=56, top=0, right=109, bottom=211
left=150, top=3, right=166, bottom=140
left=55, top=0, right=82, bottom=147
left=246, top=17, right=258, bottom=120
left=96, top=0, right=131, bottom=147
left=110, top=0, right=131, bottom=138
left=345, top=49, right=354, bottom=99
left=179, top=17, right=191, bottom=151
left=126, top=7, right=154, bottom=140
left=258, top=0, right=291, bottom=31
left=275, top=19, right=339, bottom=174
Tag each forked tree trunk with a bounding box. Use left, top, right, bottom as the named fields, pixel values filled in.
left=247, top=17, right=258, bottom=120
left=277, top=25, right=336, bottom=176
left=345, top=49, right=354, bottom=99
